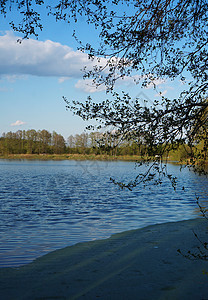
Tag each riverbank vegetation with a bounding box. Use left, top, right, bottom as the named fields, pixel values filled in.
left=0, top=129, right=206, bottom=164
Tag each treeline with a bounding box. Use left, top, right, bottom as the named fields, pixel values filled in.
left=0, top=130, right=66, bottom=155
left=0, top=129, right=196, bottom=161
left=67, top=132, right=141, bottom=156
left=0, top=129, right=142, bottom=156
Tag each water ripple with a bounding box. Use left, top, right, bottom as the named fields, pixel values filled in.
left=0, top=159, right=207, bottom=267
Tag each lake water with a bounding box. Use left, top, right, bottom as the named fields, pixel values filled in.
left=0, top=159, right=207, bottom=267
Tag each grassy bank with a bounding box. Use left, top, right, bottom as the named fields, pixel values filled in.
left=1, top=153, right=207, bottom=165
left=0, top=153, right=143, bottom=161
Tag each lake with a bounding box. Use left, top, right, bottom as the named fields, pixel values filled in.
left=0, top=159, right=207, bottom=267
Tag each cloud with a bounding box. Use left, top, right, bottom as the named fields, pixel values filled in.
left=0, top=31, right=99, bottom=78
left=5, top=75, right=27, bottom=82
left=75, top=76, right=142, bottom=93
left=0, top=86, right=9, bottom=92
left=144, top=78, right=166, bottom=89
left=75, top=75, right=166, bottom=93
left=11, top=120, right=26, bottom=126
left=0, top=32, right=167, bottom=94
left=58, top=77, right=70, bottom=83
left=75, top=79, right=106, bottom=93
left=154, top=90, right=168, bottom=97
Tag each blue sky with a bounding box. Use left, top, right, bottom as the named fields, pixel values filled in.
left=0, top=6, right=187, bottom=140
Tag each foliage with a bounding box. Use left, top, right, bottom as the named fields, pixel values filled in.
left=0, top=129, right=66, bottom=155
left=60, top=0, right=208, bottom=184
left=1, top=1, right=207, bottom=87
left=65, top=93, right=207, bottom=183
left=0, top=129, right=194, bottom=160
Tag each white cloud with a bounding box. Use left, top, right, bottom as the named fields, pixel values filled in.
left=0, top=32, right=168, bottom=94
left=114, top=75, right=166, bottom=89
left=11, top=120, right=26, bottom=126
left=144, top=78, right=166, bottom=89
left=0, top=86, right=9, bottom=92
left=75, top=76, right=141, bottom=93
left=58, top=77, right=70, bottom=83
left=0, top=31, right=98, bottom=78
left=75, top=79, right=106, bottom=93
left=74, top=75, right=166, bottom=93
left=154, top=90, right=168, bottom=97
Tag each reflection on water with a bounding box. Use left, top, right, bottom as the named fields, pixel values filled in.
left=0, top=159, right=207, bottom=267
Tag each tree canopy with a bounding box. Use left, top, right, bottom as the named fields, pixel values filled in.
left=1, top=0, right=207, bottom=86
left=1, top=0, right=208, bottom=185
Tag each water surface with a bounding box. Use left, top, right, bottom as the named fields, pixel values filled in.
left=0, top=159, right=207, bottom=267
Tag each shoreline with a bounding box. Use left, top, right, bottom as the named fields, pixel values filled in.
left=1, top=154, right=207, bottom=165
left=0, top=153, right=142, bottom=161
left=1, top=218, right=208, bottom=299
left=0, top=153, right=180, bottom=163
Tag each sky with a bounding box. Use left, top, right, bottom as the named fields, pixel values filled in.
left=0, top=4, right=188, bottom=141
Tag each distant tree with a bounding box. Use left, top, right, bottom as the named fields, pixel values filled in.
left=73, top=133, right=89, bottom=154
left=2, top=131, right=18, bottom=154
left=37, top=129, right=52, bottom=154
left=67, top=135, right=75, bottom=148
left=88, top=131, right=103, bottom=154
left=52, top=131, right=66, bottom=154
left=15, top=130, right=25, bottom=153
left=26, top=129, right=37, bottom=154
left=0, top=129, right=68, bottom=155
left=0, top=133, right=7, bottom=154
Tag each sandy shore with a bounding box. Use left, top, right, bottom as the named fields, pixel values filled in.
left=0, top=218, right=208, bottom=300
